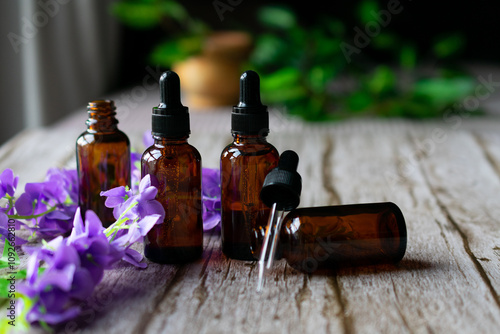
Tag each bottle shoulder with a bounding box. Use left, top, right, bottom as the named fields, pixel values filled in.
left=142, top=141, right=201, bottom=163
left=76, top=129, right=129, bottom=146
left=221, top=140, right=279, bottom=160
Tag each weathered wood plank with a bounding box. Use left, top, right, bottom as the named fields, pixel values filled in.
left=327, top=126, right=500, bottom=333
left=139, top=133, right=346, bottom=334
left=414, top=130, right=500, bottom=302
left=5, top=113, right=500, bottom=334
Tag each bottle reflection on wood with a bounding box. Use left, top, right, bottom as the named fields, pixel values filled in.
left=76, top=100, right=130, bottom=227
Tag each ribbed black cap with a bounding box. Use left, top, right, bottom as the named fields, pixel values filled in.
left=152, top=71, right=190, bottom=137
left=260, top=150, right=302, bottom=211
left=231, top=70, right=269, bottom=135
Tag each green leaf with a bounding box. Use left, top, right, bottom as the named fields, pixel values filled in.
left=250, top=34, right=289, bottom=68
left=149, top=36, right=203, bottom=67
left=347, top=91, right=373, bottom=112
left=258, top=5, right=297, bottom=30
left=111, top=2, right=161, bottom=29
left=0, top=240, right=19, bottom=269
left=399, top=44, right=417, bottom=69
left=158, top=0, right=188, bottom=22
left=413, top=77, right=475, bottom=107
left=433, top=34, right=465, bottom=58
left=260, top=67, right=307, bottom=103
left=325, top=19, right=345, bottom=37
left=307, top=66, right=336, bottom=94
left=367, top=66, right=396, bottom=96
left=0, top=270, right=29, bottom=299
left=357, top=0, right=380, bottom=24
left=372, top=33, right=399, bottom=50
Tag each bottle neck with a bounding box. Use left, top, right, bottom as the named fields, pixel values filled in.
left=153, top=135, right=189, bottom=145
left=233, top=133, right=268, bottom=145
left=86, top=100, right=119, bottom=133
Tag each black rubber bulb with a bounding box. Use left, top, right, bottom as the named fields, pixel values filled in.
left=238, top=70, right=263, bottom=109
left=260, top=150, right=302, bottom=211
left=151, top=70, right=190, bottom=138
left=278, top=150, right=299, bottom=173
left=159, top=71, right=183, bottom=111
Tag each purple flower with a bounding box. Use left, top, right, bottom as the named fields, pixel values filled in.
left=0, top=168, right=18, bottom=198
left=19, top=209, right=124, bottom=325
left=143, top=130, right=154, bottom=148
left=15, top=178, right=77, bottom=239
left=44, top=168, right=78, bottom=204
left=0, top=211, right=27, bottom=245
left=101, top=175, right=165, bottom=222
left=111, top=214, right=161, bottom=248
left=202, top=168, right=221, bottom=231
left=101, top=186, right=133, bottom=220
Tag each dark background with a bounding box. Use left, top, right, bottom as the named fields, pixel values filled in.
left=116, top=0, right=500, bottom=88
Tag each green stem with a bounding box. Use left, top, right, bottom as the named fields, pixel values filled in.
left=104, top=201, right=138, bottom=238
left=9, top=206, right=57, bottom=220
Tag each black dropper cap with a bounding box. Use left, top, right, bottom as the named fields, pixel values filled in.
left=231, top=70, right=269, bottom=135
left=260, top=150, right=302, bottom=211
left=152, top=71, right=190, bottom=138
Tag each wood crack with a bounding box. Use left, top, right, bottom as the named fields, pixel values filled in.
left=327, top=275, right=353, bottom=334
left=412, top=135, right=500, bottom=310
left=134, top=266, right=186, bottom=333
left=473, top=133, right=500, bottom=182
left=434, top=200, right=500, bottom=309
left=390, top=276, right=413, bottom=334
left=294, top=274, right=311, bottom=316
left=322, top=135, right=341, bottom=205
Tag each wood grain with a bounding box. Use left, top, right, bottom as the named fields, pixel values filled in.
left=3, top=109, right=500, bottom=334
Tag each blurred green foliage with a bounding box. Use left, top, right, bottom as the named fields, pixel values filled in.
left=252, top=2, right=476, bottom=120
left=112, top=0, right=478, bottom=121
left=111, top=0, right=208, bottom=66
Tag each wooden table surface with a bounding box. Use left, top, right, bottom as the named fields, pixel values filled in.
left=3, top=91, right=500, bottom=334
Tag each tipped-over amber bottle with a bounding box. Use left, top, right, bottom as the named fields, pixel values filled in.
left=76, top=100, right=130, bottom=227
left=142, top=71, right=203, bottom=264
left=221, top=70, right=279, bottom=260
left=279, top=202, right=407, bottom=273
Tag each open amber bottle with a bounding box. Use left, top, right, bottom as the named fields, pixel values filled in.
left=142, top=71, right=203, bottom=263
left=220, top=70, right=279, bottom=260
left=76, top=100, right=130, bottom=227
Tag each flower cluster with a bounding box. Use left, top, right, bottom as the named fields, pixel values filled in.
left=0, top=143, right=221, bottom=329
left=18, top=175, right=164, bottom=325
left=0, top=168, right=78, bottom=242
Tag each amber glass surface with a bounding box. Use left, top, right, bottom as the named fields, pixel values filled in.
left=280, top=202, right=407, bottom=273
left=220, top=134, right=279, bottom=260
left=76, top=101, right=130, bottom=227
left=142, top=136, right=203, bottom=263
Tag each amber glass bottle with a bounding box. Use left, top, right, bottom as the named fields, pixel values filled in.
left=279, top=202, right=407, bottom=273
left=76, top=100, right=130, bottom=227
left=142, top=71, right=203, bottom=264
left=221, top=70, right=279, bottom=260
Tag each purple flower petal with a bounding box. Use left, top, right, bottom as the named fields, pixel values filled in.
left=143, top=130, right=154, bottom=148
left=121, top=248, right=146, bottom=268
left=37, top=264, right=76, bottom=292
left=84, top=210, right=105, bottom=238
left=101, top=186, right=131, bottom=208
left=0, top=169, right=18, bottom=197
left=138, top=174, right=152, bottom=193
left=15, top=193, right=36, bottom=216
